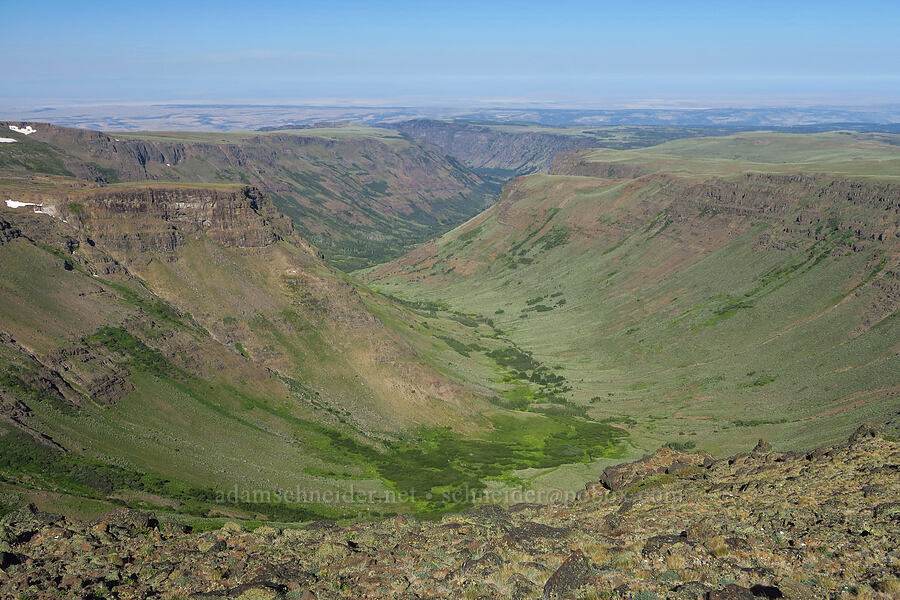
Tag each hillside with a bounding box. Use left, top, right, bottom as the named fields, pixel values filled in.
left=0, top=179, right=498, bottom=520
left=0, top=165, right=628, bottom=522
left=0, top=121, right=498, bottom=270
left=368, top=132, right=900, bottom=462
left=2, top=425, right=897, bottom=599
left=391, top=120, right=607, bottom=175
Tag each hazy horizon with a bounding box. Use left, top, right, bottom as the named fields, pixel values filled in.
left=4, top=0, right=899, bottom=109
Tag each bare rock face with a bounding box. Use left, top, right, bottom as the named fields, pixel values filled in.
left=0, top=334, right=87, bottom=450
left=62, top=185, right=293, bottom=258
left=43, top=343, right=135, bottom=405
left=0, top=218, right=21, bottom=244
left=394, top=119, right=604, bottom=174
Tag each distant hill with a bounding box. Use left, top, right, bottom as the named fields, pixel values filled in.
left=4, top=102, right=900, bottom=130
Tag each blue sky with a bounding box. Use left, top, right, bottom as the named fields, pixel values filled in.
left=3, top=0, right=899, bottom=106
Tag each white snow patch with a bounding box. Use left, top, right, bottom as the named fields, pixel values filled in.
left=6, top=199, right=40, bottom=209
left=9, top=125, right=36, bottom=135
left=0, top=137, right=17, bottom=143
left=5, top=199, right=59, bottom=218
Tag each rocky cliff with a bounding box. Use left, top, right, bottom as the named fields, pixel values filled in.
left=59, top=185, right=294, bottom=257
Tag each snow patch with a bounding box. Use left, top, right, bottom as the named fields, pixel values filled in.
left=0, top=137, right=17, bottom=143
left=5, top=199, right=40, bottom=209
left=5, top=199, right=60, bottom=219
left=9, top=125, right=36, bottom=135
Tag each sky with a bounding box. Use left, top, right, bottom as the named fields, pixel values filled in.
left=2, top=0, right=899, bottom=108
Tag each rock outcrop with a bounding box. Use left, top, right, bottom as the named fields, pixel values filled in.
left=580, top=445, right=714, bottom=497
left=60, top=185, right=293, bottom=257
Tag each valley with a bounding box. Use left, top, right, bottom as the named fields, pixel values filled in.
left=0, top=121, right=897, bottom=534
left=4, top=4, right=898, bottom=597
left=368, top=131, right=900, bottom=467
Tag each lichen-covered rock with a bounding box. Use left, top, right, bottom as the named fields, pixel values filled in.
left=706, top=584, right=755, bottom=599
left=597, top=446, right=713, bottom=491
left=542, top=550, right=594, bottom=599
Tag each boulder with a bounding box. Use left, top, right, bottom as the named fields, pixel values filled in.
left=750, top=439, right=772, bottom=456
left=848, top=422, right=882, bottom=444
left=595, top=446, right=713, bottom=491
left=96, top=508, right=159, bottom=532
left=543, top=550, right=594, bottom=599
left=642, top=532, right=693, bottom=557
left=460, top=551, right=504, bottom=574
left=670, top=581, right=714, bottom=599
left=750, top=584, right=784, bottom=598
left=706, top=584, right=755, bottom=599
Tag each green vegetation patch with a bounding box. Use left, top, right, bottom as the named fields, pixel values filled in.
left=321, top=414, right=625, bottom=517
left=539, top=224, right=572, bottom=251
left=437, top=335, right=472, bottom=357
left=85, top=327, right=172, bottom=377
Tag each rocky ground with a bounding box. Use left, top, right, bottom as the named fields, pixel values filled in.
left=1, top=424, right=897, bottom=600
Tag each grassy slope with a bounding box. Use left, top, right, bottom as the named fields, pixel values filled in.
left=367, top=133, right=900, bottom=476
left=0, top=191, right=625, bottom=521
left=0, top=229, right=383, bottom=517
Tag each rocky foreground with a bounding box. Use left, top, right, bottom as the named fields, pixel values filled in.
left=1, top=425, right=897, bottom=600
